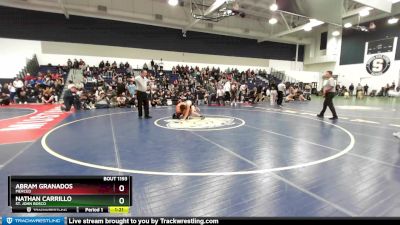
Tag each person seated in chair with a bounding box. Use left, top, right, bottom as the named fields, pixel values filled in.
left=41, top=87, right=55, bottom=104
left=356, top=83, right=364, bottom=99
left=344, top=89, right=350, bottom=99
left=116, top=92, right=127, bottom=108
left=17, top=88, right=28, bottom=104
left=0, top=92, right=10, bottom=105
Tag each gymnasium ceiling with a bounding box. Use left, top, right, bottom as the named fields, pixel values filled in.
left=0, top=0, right=400, bottom=45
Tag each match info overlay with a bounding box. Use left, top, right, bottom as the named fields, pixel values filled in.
left=1, top=217, right=221, bottom=225
left=8, top=176, right=132, bottom=213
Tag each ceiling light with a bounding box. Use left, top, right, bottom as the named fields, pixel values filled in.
left=359, top=9, right=370, bottom=17
left=304, top=25, right=312, bottom=32
left=269, top=18, right=278, bottom=25
left=309, top=19, right=324, bottom=26
left=270, top=3, right=278, bottom=11
left=388, top=17, right=399, bottom=24
left=332, top=31, right=340, bottom=36
left=168, top=0, right=178, bottom=6
left=344, top=22, right=352, bottom=28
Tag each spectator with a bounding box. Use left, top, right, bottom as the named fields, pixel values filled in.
left=13, top=77, right=24, bottom=98
left=94, top=92, right=109, bottom=109
left=79, top=59, right=86, bottom=69
left=73, top=59, right=79, bottom=69
left=197, top=87, right=206, bottom=106
left=159, top=59, right=164, bottom=71
left=217, top=85, right=225, bottom=106
left=17, top=88, right=28, bottom=104
left=9, top=83, right=16, bottom=103
left=349, top=83, right=354, bottom=96
left=270, top=82, right=278, bottom=106
left=116, top=78, right=126, bottom=96
left=127, top=80, right=136, bottom=98
left=62, top=86, right=81, bottom=111
left=67, top=59, right=73, bottom=68
left=99, top=60, right=105, bottom=69
left=223, top=79, right=231, bottom=103
left=390, top=82, right=396, bottom=90
left=230, top=82, right=238, bottom=106
left=364, top=84, right=369, bottom=96
left=239, top=83, right=247, bottom=103
left=117, top=92, right=127, bottom=108
left=24, top=73, right=34, bottom=86
left=255, top=84, right=263, bottom=103
left=41, top=87, right=55, bottom=104
left=385, top=84, right=390, bottom=96
left=356, top=83, right=363, bottom=99
left=0, top=83, right=10, bottom=105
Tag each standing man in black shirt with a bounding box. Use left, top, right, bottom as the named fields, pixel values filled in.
left=364, top=84, right=369, bottom=96
left=349, top=83, right=354, bottom=96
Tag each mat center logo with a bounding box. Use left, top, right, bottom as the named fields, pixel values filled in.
left=155, top=115, right=245, bottom=131
left=366, top=54, right=391, bottom=76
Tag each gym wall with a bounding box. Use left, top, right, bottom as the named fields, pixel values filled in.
left=0, top=6, right=305, bottom=78
left=340, top=16, right=400, bottom=65
left=0, top=37, right=306, bottom=78
left=336, top=15, right=400, bottom=91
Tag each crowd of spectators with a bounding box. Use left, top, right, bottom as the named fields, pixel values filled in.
left=334, top=82, right=399, bottom=99
left=3, top=58, right=397, bottom=108
left=60, top=58, right=311, bottom=110
left=0, top=67, right=67, bottom=106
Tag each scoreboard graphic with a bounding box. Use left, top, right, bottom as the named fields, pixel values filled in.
left=8, top=176, right=132, bottom=213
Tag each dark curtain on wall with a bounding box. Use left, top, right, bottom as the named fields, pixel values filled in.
left=0, top=6, right=304, bottom=61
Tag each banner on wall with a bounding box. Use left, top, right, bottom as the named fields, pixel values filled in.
left=364, top=37, right=397, bottom=76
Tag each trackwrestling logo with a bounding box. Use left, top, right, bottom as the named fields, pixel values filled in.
left=154, top=115, right=245, bottom=131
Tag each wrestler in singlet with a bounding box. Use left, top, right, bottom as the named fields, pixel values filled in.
left=173, top=100, right=204, bottom=120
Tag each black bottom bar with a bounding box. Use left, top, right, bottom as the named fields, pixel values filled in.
left=65, top=218, right=400, bottom=225
left=12, top=207, right=109, bottom=213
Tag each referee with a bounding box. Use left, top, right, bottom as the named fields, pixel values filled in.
left=317, top=71, right=338, bottom=120
left=135, top=70, right=152, bottom=119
